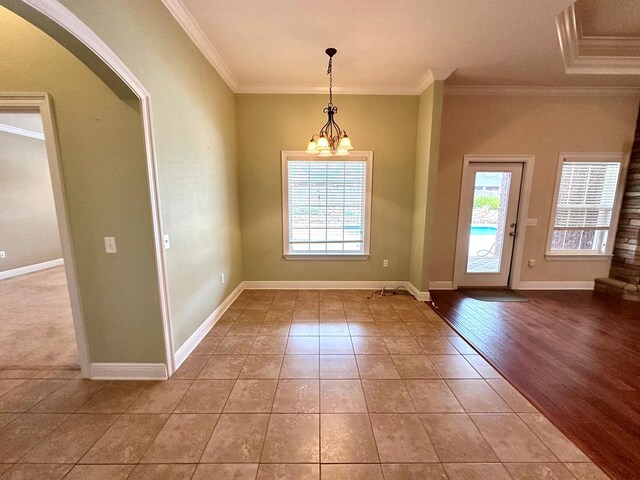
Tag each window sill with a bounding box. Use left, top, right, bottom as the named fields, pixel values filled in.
left=284, top=254, right=370, bottom=261
left=544, top=253, right=613, bottom=261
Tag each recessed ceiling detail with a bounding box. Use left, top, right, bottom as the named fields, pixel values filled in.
left=557, top=2, right=640, bottom=75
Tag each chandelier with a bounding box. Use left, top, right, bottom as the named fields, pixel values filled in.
left=305, top=48, right=354, bottom=157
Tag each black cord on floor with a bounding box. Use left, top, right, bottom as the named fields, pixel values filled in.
left=366, top=286, right=414, bottom=300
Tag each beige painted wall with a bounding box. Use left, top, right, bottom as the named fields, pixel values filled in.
left=236, top=94, right=418, bottom=281
left=58, top=0, right=243, bottom=348
left=431, top=94, right=640, bottom=284
left=0, top=6, right=166, bottom=362
left=409, top=82, right=444, bottom=291
left=0, top=130, right=62, bottom=271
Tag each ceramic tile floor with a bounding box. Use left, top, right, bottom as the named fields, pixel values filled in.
left=0, top=289, right=611, bottom=480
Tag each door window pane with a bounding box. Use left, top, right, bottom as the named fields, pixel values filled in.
left=466, top=172, right=511, bottom=273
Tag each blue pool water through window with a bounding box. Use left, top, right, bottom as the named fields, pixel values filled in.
left=470, top=225, right=497, bottom=236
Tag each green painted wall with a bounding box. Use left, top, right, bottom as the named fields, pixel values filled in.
left=0, top=130, right=62, bottom=272
left=236, top=94, right=418, bottom=281
left=0, top=6, right=166, bottom=362
left=409, top=82, right=444, bottom=291
left=58, top=0, right=243, bottom=349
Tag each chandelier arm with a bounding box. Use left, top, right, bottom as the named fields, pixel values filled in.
left=319, top=116, right=332, bottom=136
left=332, top=119, right=343, bottom=137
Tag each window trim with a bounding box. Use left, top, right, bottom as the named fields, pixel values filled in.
left=545, top=152, right=628, bottom=258
left=281, top=150, right=373, bottom=260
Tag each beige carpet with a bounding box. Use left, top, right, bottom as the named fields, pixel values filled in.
left=0, top=266, right=79, bottom=369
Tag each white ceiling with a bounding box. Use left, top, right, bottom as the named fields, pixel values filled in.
left=167, top=0, right=640, bottom=94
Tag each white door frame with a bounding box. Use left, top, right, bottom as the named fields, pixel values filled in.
left=453, top=155, right=535, bottom=290
left=0, top=93, right=91, bottom=375
left=6, top=0, right=176, bottom=376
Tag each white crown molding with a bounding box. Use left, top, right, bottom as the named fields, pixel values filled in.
left=90, top=363, right=168, bottom=380
left=556, top=4, right=640, bottom=75
left=234, top=84, right=421, bottom=96
left=0, top=122, right=44, bottom=140
left=0, top=258, right=63, bottom=280
left=444, top=85, right=640, bottom=97
left=415, top=68, right=456, bottom=94
left=581, top=36, right=640, bottom=50
left=161, top=0, right=239, bottom=91
left=174, top=282, right=244, bottom=370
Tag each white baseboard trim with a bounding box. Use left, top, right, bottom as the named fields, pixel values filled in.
left=405, top=282, right=431, bottom=302
left=516, top=281, right=595, bottom=290
left=429, top=281, right=454, bottom=290
left=0, top=258, right=64, bottom=280
left=90, top=363, right=168, bottom=380
left=242, top=280, right=407, bottom=290
left=243, top=280, right=430, bottom=301
left=174, top=282, right=244, bottom=370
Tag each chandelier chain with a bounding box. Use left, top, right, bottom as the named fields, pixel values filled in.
left=327, top=55, right=333, bottom=106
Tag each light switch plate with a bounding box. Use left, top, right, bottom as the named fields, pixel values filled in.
left=104, top=236, right=117, bottom=254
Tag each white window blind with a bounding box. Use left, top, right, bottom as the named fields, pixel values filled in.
left=548, top=156, right=624, bottom=255
left=553, top=161, right=620, bottom=230
left=285, top=158, right=369, bottom=256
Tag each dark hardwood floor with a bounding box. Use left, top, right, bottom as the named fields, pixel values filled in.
left=430, top=290, right=640, bottom=480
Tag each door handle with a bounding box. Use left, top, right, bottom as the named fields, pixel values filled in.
left=509, top=222, right=517, bottom=237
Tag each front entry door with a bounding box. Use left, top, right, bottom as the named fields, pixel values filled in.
left=454, top=162, right=523, bottom=287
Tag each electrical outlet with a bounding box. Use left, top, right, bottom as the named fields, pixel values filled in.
left=528, top=259, right=535, bottom=268
left=220, top=273, right=225, bottom=284
left=383, top=259, right=389, bottom=268
left=0, top=251, right=5, bottom=259
left=104, top=237, right=117, bottom=254
left=163, top=234, right=171, bottom=250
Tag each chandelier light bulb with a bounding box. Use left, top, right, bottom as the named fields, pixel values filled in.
left=338, top=134, right=353, bottom=150
left=305, top=139, right=318, bottom=154
left=318, top=149, right=332, bottom=157
left=316, top=135, right=330, bottom=150
left=335, top=148, right=349, bottom=156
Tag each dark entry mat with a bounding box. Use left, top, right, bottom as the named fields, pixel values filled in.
left=461, top=289, right=529, bottom=302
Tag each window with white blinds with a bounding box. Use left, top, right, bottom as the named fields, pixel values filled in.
left=547, top=155, right=625, bottom=255
left=282, top=152, right=372, bottom=257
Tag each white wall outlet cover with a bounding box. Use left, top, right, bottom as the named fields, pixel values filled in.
left=220, top=273, right=225, bottom=284
left=163, top=234, right=171, bottom=249
left=0, top=251, right=5, bottom=258
left=104, top=236, right=117, bottom=254
left=383, top=259, right=389, bottom=268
